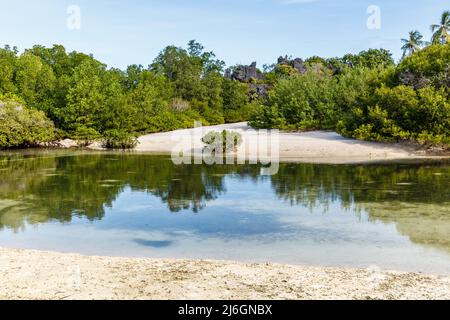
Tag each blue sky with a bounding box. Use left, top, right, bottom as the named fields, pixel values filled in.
left=0, top=0, right=447, bottom=69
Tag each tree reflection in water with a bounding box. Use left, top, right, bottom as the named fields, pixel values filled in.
left=0, top=152, right=449, bottom=252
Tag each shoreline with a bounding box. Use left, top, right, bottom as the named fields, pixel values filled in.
left=1, top=247, right=449, bottom=300
left=3, top=122, right=448, bottom=164
left=70, top=122, right=449, bottom=164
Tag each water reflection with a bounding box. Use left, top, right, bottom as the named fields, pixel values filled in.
left=0, top=152, right=450, bottom=271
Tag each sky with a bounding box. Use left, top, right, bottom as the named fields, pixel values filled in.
left=0, top=0, right=447, bottom=70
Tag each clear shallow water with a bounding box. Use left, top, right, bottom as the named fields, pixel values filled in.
left=1, top=151, right=450, bottom=274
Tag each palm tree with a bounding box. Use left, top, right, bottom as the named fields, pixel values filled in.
left=401, top=30, right=427, bottom=58
left=431, top=10, right=450, bottom=44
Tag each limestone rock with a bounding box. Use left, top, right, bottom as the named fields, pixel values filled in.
left=225, top=62, right=265, bottom=82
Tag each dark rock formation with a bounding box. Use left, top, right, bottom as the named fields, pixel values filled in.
left=398, top=70, right=430, bottom=89
left=225, top=62, right=265, bottom=82
left=277, top=56, right=307, bottom=74
left=293, top=58, right=307, bottom=74
left=224, top=57, right=307, bottom=100
left=398, top=65, right=449, bottom=90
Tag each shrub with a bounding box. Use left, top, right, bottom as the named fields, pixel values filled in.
left=249, top=105, right=285, bottom=129
left=73, top=126, right=101, bottom=147
left=102, top=129, right=138, bottom=149
left=337, top=83, right=450, bottom=146
left=250, top=71, right=338, bottom=130
left=202, top=130, right=242, bottom=153
left=0, top=95, right=55, bottom=148
left=397, top=44, right=450, bottom=81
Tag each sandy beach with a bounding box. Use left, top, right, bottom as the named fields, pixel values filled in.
left=132, top=122, right=428, bottom=163
left=1, top=247, right=449, bottom=300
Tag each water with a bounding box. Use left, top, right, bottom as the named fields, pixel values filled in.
left=1, top=151, right=450, bottom=274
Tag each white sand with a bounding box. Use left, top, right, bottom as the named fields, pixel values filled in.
left=135, top=122, right=421, bottom=163
left=1, top=247, right=449, bottom=300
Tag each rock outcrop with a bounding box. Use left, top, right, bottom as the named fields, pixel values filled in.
left=224, top=57, right=307, bottom=100
left=277, top=56, right=307, bottom=74
left=224, top=62, right=265, bottom=83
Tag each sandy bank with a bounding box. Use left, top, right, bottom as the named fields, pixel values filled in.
left=1, top=247, right=449, bottom=300
left=134, top=122, right=426, bottom=164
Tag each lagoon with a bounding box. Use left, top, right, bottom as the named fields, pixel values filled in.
left=1, top=151, right=449, bottom=274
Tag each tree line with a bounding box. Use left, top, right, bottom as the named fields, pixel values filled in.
left=0, top=40, right=256, bottom=148
left=0, top=10, right=449, bottom=149
left=251, top=11, right=450, bottom=148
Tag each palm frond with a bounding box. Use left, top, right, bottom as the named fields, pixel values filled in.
left=430, top=24, right=440, bottom=32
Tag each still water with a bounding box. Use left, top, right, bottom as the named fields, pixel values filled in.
left=1, top=151, right=449, bottom=274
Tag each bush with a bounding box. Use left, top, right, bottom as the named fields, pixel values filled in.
left=250, top=71, right=338, bottom=130
left=202, top=130, right=242, bottom=153
left=337, top=83, right=450, bottom=146
left=0, top=95, right=55, bottom=148
left=72, top=126, right=101, bottom=147
left=249, top=105, right=285, bottom=129
left=224, top=100, right=262, bottom=123
left=396, top=44, right=450, bottom=86
left=102, top=130, right=138, bottom=149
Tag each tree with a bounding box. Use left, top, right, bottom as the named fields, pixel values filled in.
left=125, top=70, right=173, bottom=132
left=222, top=78, right=250, bottom=122
left=253, top=71, right=338, bottom=130
left=401, top=30, right=427, bottom=58
left=14, top=53, right=56, bottom=112
left=431, top=10, right=450, bottom=44
left=396, top=43, right=450, bottom=89
left=341, top=49, right=394, bottom=69
left=124, top=64, right=144, bottom=90
left=151, top=41, right=225, bottom=124
left=0, top=46, right=18, bottom=94
left=151, top=45, right=203, bottom=101
left=64, top=59, right=108, bottom=133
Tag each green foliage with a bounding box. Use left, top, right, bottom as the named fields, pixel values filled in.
left=202, top=130, right=242, bottom=153
left=396, top=44, right=450, bottom=88
left=221, top=78, right=252, bottom=122
left=102, top=129, right=138, bottom=149
left=0, top=41, right=253, bottom=149
left=251, top=39, right=450, bottom=148
left=72, top=126, right=101, bottom=147
left=340, top=49, right=395, bottom=69
left=251, top=71, right=338, bottom=130
left=305, top=56, right=328, bottom=67
left=0, top=46, right=18, bottom=94
left=249, top=105, right=285, bottom=129
left=337, top=45, right=450, bottom=147
left=0, top=95, right=55, bottom=148
left=0, top=25, right=448, bottom=150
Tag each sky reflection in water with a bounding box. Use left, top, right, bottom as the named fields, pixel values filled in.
left=0, top=152, right=449, bottom=274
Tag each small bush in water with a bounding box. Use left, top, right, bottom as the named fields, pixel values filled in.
left=202, top=130, right=242, bottom=153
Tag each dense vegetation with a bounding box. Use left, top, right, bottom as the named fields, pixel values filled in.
left=0, top=41, right=254, bottom=149
left=337, top=44, right=450, bottom=146
left=0, top=94, right=55, bottom=147
left=250, top=11, right=450, bottom=148
left=0, top=10, right=448, bottom=149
